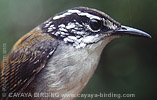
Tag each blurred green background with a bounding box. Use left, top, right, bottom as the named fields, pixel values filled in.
left=0, top=0, right=156, bottom=100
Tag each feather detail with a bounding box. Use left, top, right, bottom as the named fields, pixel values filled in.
left=0, top=27, right=58, bottom=99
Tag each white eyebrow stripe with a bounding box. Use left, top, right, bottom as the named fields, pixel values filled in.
left=53, top=11, right=72, bottom=20
left=68, top=9, right=81, bottom=13
left=53, top=9, right=101, bottom=20
left=53, top=10, right=81, bottom=20
left=77, top=12, right=101, bottom=20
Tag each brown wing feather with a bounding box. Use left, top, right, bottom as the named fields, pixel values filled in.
left=0, top=27, right=58, bottom=99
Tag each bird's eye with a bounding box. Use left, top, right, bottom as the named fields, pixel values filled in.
left=89, top=19, right=102, bottom=31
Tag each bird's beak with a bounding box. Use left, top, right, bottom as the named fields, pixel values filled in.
left=111, top=25, right=152, bottom=38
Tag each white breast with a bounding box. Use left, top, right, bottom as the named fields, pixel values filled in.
left=33, top=36, right=117, bottom=100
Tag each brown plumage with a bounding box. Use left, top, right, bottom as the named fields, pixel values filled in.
left=0, top=27, right=57, bottom=100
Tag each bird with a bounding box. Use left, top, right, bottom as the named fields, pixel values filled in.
left=0, top=7, right=151, bottom=100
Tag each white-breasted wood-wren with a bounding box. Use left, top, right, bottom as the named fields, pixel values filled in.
left=0, top=7, right=151, bottom=100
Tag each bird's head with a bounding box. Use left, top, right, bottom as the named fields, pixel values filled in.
left=41, top=7, right=151, bottom=49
